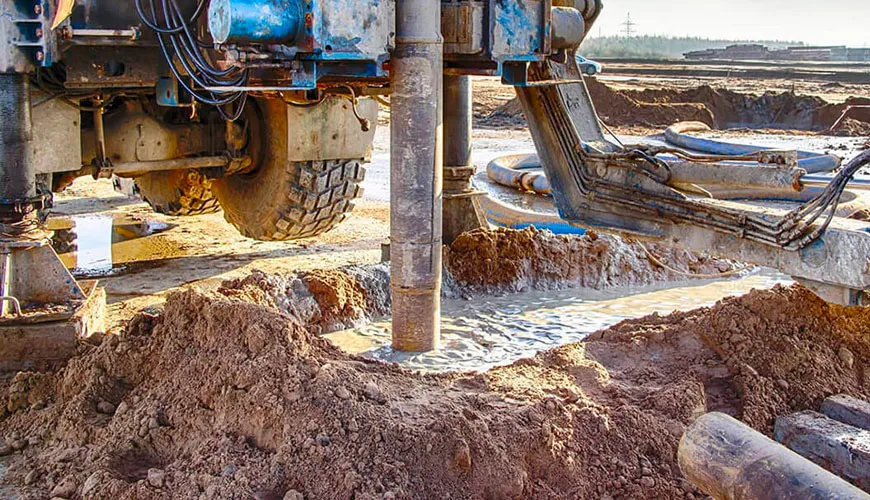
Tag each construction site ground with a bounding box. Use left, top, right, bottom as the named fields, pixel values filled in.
left=1, top=74, right=869, bottom=498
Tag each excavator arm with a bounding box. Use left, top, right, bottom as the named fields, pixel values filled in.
left=513, top=54, right=870, bottom=304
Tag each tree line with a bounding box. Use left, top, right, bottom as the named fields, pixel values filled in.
left=580, top=35, right=803, bottom=59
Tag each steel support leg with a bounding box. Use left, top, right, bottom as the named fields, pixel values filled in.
left=443, top=75, right=488, bottom=244
left=390, top=0, right=443, bottom=352
left=443, top=75, right=472, bottom=168
left=0, top=73, right=105, bottom=370
left=0, top=74, right=36, bottom=207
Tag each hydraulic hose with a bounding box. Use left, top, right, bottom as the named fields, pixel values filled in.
left=487, top=122, right=845, bottom=197
left=486, top=154, right=552, bottom=196
left=664, top=122, right=841, bottom=174
left=482, top=125, right=868, bottom=235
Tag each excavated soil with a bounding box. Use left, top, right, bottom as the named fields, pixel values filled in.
left=482, top=79, right=870, bottom=135
left=0, top=282, right=867, bottom=499
left=446, top=227, right=734, bottom=294
left=0, top=229, right=867, bottom=499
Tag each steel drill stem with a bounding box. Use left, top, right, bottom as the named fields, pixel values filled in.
left=390, top=0, right=443, bottom=352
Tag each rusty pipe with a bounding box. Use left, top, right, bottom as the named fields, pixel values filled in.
left=444, top=75, right=472, bottom=169
left=110, top=156, right=231, bottom=175
left=679, top=412, right=869, bottom=500
left=389, top=0, right=443, bottom=352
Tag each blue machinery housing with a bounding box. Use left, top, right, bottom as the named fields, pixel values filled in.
left=203, top=0, right=561, bottom=89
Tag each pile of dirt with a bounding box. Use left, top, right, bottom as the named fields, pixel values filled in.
left=482, top=79, right=870, bottom=135
left=217, top=265, right=391, bottom=336
left=0, top=273, right=867, bottom=498
left=212, top=229, right=735, bottom=334
left=446, top=227, right=735, bottom=293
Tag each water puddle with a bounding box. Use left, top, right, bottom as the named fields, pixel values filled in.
left=327, top=269, right=793, bottom=373
left=47, top=215, right=173, bottom=277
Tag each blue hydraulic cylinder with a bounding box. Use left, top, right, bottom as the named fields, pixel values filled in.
left=208, top=0, right=301, bottom=44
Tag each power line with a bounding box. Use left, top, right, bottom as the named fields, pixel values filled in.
left=622, top=12, right=636, bottom=38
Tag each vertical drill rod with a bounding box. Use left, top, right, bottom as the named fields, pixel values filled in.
left=390, top=0, right=443, bottom=351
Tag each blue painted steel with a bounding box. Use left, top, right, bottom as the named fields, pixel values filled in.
left=207, top=0, right=301, bottom=44
left=664, top=124, right=840, bottom=174
left=490, top=0, right=546, bottom=63
left=479, top=188, right=586, bottom=235
left=155, top=76, right=194, bottom=107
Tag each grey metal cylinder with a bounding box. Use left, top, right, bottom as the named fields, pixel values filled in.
left=0, top=74, right=35, bottom=205
left=679, top=412, right=869, bottom=500
left=550, top=7, right=586, bottom=50
left=390, top=0, right=443, bottom=352
left=443, top=75, right=472, bottom=169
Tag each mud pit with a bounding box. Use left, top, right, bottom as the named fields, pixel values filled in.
left=0, top=228, right=868, bottom=499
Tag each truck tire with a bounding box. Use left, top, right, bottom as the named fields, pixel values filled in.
left=136, top=169, right=220, bottom=216
left=211, top=158, right=366, bottom=241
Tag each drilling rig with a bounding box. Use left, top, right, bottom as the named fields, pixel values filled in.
left=1, top=0, right=870, bottom=363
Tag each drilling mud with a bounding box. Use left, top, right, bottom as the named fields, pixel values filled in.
left=482, top=78, right=870, bottom=135
left=446, top=227, right=735, bottom=294
left=0, top=229, right=867, bottom=499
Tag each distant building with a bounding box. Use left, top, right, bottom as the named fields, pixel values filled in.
left=685, top=44, right=770, bottom=61
left=684, top=44, right=870, bottom=62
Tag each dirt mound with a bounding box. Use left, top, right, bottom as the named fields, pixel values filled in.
left=0, top=275, right=868, bottom=499
left=482, top=79, right=870, bottom=135
left=212, top=229, right=735, bottom=333
left=218, top=267, right=383, bottom=335
left=446, top=227, right=735, bottom=293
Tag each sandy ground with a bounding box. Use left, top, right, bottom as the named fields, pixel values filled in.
left=0, top=242, right=867, bottom=499
left=52, top=179, right=389, bottom=332
left=54, top=72, right=870, bottom=333
left=1, top=74, right=867, bottom=498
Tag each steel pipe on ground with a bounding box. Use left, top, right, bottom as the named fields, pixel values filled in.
left=679, top=412, right=869, bottom=500
left=664, top=121, right=841, bottom=174
left=486, top=153, right=805, bottom=195
left=390, top=0, right=443, bottom=352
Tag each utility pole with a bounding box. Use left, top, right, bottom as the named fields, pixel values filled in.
left=622, top=12, right=635, bottom=39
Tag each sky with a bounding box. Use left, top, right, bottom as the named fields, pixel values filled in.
left=591, top=0, right=869, bottom=47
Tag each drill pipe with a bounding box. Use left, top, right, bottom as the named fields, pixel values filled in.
left=390, top=0, right=443, bottom=352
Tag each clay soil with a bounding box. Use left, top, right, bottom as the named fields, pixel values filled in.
left=1, top=70, right=866, bottom=499
left=0, top=227, right=868, bottom=499
left=446, top=227, right=734, bottom=293
left=475, top=77, right=870, bottom=136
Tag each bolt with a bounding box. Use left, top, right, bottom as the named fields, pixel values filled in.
left=35, top=51, right=44, bottom=62
left=35, top=28, right=43, bottom=38
left=33, top=4, right=42, bottom=15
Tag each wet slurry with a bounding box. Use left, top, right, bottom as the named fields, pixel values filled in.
left=328, top=268, right=793, bottom=372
